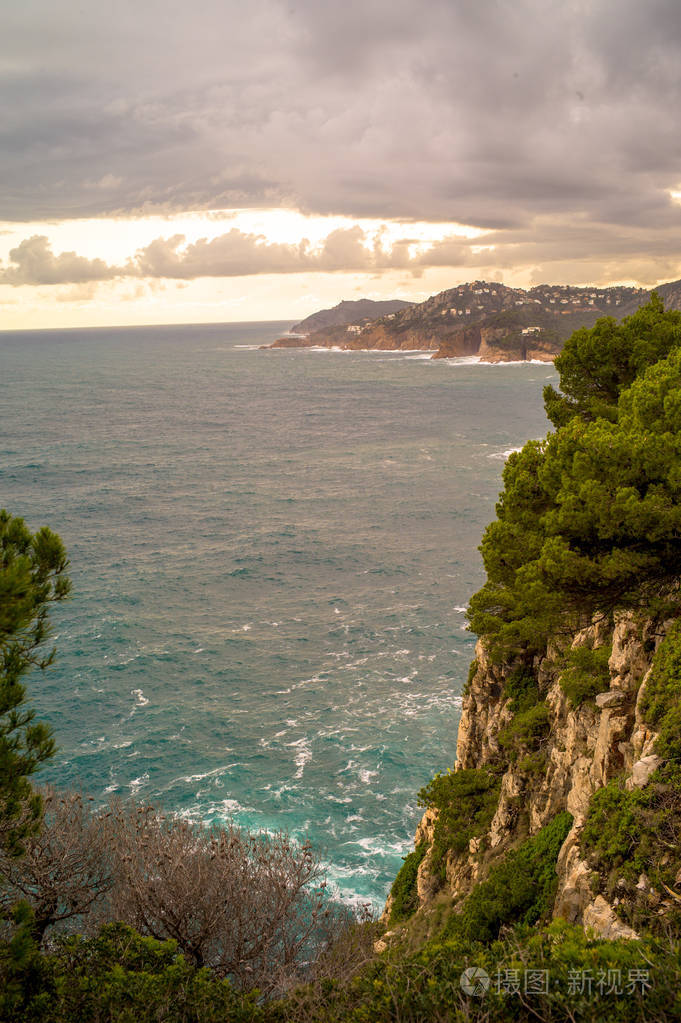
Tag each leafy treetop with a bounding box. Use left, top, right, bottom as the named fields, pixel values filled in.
left=0, top=510, right=70, bottom=858
left=468, top=298, right=681, bottom=658
left=543, top=293, right=681, bottom=427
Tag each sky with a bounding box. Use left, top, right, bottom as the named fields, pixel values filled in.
left=2, top=0, right=681, bottom=329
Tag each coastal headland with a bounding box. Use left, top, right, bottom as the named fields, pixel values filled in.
left=265, top=278, right=681, bottom=362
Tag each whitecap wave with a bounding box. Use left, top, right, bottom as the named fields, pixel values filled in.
left=287, top=737, right=313, bottom=779
left=487, top=446, right=523, bottom=460
left=129, top=772, right=149, bottom=794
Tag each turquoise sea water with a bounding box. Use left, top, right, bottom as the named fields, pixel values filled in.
left=0, top=321, right=555, bottom=906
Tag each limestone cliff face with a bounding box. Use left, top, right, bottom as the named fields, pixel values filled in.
left=408, top=614, right=668, bottom=939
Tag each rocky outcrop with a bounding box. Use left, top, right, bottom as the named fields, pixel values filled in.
left=405, top=613, right=667, bottom=940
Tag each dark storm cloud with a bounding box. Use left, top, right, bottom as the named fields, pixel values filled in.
left=3, top=0, right=681, bottom=278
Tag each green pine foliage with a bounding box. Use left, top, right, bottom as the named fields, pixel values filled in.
left=0, top=923, right=263, bottom=1023
left=640, top=619, right=681, bottom=759
left=283, top=920, right=679, bottom=1023
left=388, top=843, right=427, bottom=924
left=559, top=642, right=612, bottom=707
left=0, top=510, right=70, bottom=858
left=502, top=665, right=541, bottom=713
left=468, top=298, right=681, bottom=660
left=417, top=769, right=500, bottom=881
left=543, top=294, right=681, bottom=427
left=498, top=702, right=550, bottom=761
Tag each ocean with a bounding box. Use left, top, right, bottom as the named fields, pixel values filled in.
left=0, top=320, right=555, bottom=907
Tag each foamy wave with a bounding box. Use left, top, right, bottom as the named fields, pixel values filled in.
left=440, top=355, right=482, bottom=365
left=129, top=772, right=149, bottom=794
left=131, top=689, right=149, bottom=706
left=488, top=446, right=523, bottom=460
left=349, top=834, right=412, bottom=858
left=180, top=766, right=228, bottom=784
left=481, top=358, right=552, bottom=366
left=288, top=737, right=313, bottom=779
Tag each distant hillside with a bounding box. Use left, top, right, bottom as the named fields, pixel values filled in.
left=289, top=298, right=413, bottom=335
left=268, top=280, right=681, bottom=361
left=654, top=279, right=681, bottom=311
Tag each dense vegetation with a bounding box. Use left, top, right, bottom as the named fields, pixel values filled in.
left=558, top=641, right=612, bottom=706
left=441, top=812, right=573, bottom=944
left=387, top=844, right=427, bottom=924
left=468, top=297, right=681, bottom=658
left=0, top=511, right=70, bottom=859
left=416, top=768, right=500, bottom=882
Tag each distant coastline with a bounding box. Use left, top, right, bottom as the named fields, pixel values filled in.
left=263, top=277, right=681, bottom=364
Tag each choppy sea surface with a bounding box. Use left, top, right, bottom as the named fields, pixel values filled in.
left=0, top=321, right=555, bottom=906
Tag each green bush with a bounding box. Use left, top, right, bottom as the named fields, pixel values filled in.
left=0, top=923, right=262, bottom=1023
left=581, top=762, right=681, bottom=933
left=503, top=665, right=540, bottom=713
left=640, top=621, right=681, bottom=758
left=442, top=812, right=573, bottom=944
left=462, top=658, right=478, bottom=698
left=517, top=750, right=548, bottom=774
left=388, top=844, right=427, bottom=924
left=296, top=919, right=679, bottom=1023
left=559, top=642, right=612, bottom=707
left=498, top=702, right=550, bottom=761
left=417, top=769, right=500, bottom=881
left=579, top=623, right=681, bottom=932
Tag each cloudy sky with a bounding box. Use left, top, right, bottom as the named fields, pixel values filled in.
left=2, top=0, right=681, bottom=328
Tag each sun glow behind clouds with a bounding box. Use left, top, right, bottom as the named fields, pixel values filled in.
left=0, top=210, right=489, bottom=329
left=0, top=210, right=485, bottom=266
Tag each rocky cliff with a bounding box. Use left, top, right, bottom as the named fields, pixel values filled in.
left=382, top=609, right=680, bottom=946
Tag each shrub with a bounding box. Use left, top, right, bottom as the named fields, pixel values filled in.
left=0, top=787, right=114, bottom=944
left=305, top=919, right=679, bottom=1023
left=442, top=811, right=573, bottom=943
left=388, top=844, right=427, bottom=924
left=559, top=642, right=612, bottom=707
left=498, top=702, right=550, bottom=761
left=462, top=658, right=478, bottom=698
left=581, top=763, right=681, bottom=933
left=0, top=793, right=337, bottom=998
left=640, top=620, right=681, bottom=758
left=0, top=923, right=263, bottom=1023
left=417, top=769, right=500, bottom=881
left=503, top=665, right=541, bottom=714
